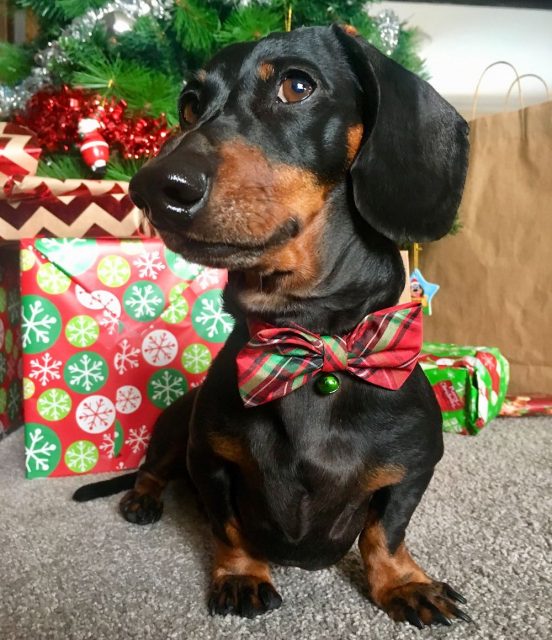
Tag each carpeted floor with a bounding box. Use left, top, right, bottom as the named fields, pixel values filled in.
left=0, top=418, right=550, bottom=640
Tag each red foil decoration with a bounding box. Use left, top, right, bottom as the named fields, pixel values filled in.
left=13, top=86, right=174, bottom=160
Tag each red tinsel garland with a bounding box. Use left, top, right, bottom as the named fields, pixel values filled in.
left=13, top=86, right=174, bottom=159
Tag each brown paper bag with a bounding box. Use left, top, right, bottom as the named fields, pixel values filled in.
left=423, top=99, right=552, bottom=394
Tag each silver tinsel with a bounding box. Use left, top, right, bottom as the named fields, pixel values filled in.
left=374, top=9, right=401, bottom=56
left=0, top=0, right=174, bottom=119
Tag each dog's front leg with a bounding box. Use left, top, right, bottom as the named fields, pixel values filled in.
left=188, top=440, right=282, bottom=618
left=208, top=519, right=282, bottom=618
left=359, top=471, right=472, bottom=628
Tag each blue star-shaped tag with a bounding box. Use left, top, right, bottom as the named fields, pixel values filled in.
left=410, top=268, right=439, bottom=316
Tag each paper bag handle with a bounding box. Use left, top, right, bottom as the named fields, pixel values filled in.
left=504, top=74, right=550, bottom=107
left=471, top=61, right=521, bottom=120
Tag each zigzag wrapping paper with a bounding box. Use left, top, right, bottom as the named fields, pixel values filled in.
left=0, top=122, right=146, bottom=239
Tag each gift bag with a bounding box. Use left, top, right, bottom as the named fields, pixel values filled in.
left=423, top=66, right=552, bottom=395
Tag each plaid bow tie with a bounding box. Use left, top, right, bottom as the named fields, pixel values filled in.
left=236, top=302, right=422, bottom=407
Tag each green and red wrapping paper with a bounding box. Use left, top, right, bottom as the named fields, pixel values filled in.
left=20, top=237, right=231, bottom=478
left=0, top=245, right=22, bottom=435
left=420, top=342, right=509, bottom=435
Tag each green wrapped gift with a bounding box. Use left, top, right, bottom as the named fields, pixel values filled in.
left=420, top=343, right=510, bottom=435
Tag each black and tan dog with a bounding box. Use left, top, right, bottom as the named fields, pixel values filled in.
left=74, top=25, right=470, bottom=628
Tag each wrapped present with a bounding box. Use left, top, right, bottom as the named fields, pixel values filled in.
left=0, top=122, right=145, bottom=239
left=0, top=244, right=23, bottom=435
left=500, top=395, right=552, bottom=417
left=420, top=342, right=510, bottom=435
left=20, top=237, right=231, bottom=478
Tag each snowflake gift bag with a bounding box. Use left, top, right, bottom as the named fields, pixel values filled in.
left=20, top=237, right=231, bottom=478
left=0, top=244, right=23, bottom=436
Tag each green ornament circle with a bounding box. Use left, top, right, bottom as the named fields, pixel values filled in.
left=21, top=295, right=62, bottom=355
left=25, top=423, right=62, bottom=478
left=147, top=368, right=188, bottom=409
left=37, top=388, right=72, bottom=421
left=161, top=292, right=189, bottom=324
left=123, top=281, right=165, bottom=322
left=0, top=353, right=6, bottom=385
left=36, top=262, right=71, bottom=295
left=181, top=343, right=212, bottom=374
left=315, top=373, right=341, bottom=395
left=0, top=387, right=6, bottom=413
left=0, top=287, right=6, bottom=312
left=64, top=440, right=99, bottom=474
left=65, top=315, right=100, bottom=348
left=113, top=420, right=124, bottom=457
left=164, top=248, right=203, bottom=279
left=191, top=289, right=234, bottom=343
left=64, top=351, right=108, bottom=394
left=35, top=239, right=98, bottom=275
left=97, top=255, right=131, bottom=288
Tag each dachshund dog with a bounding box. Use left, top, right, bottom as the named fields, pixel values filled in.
left=74, top=25, right=470, bottom=628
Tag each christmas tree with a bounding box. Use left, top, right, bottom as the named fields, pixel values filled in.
left=0, top=0, right=426, bottom=180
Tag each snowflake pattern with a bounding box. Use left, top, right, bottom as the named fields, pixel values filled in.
left=76, top=395, right=116, bottom=434
left=194, top=297, right=234, bottom=340
left=37, top=389, right=71, bottom=421
left=116, top=385, right=142, bottom=414
left=125, top=425, right=151, bottom=454
left=25, top=427, right=57, bottom=473
left=195, top=268, right=222, bottom=290
left=22, top=299, right=58, bottom=348
left=99, top=310, right=120, bottom=335
left=149, top=370, right=186, bottom=407
left=160, top=295, right=188, bottom=324
left=142, top=329, right=178, bottom=366
left=65, top=315, right=99, bottom=348
left=133, top=250, right=166, bottom=280
left=124, top=284, right=163, bottom=319
left=114, top=339, right=140, bottom=375
left=182, top=343, right=212, bottom=374
left=37, top=263, right=70, bottom=294
left=29, top=352, right=62, bottom=386
left=65, top=440, right=98, bottom=473
left=97, top=255, right=130, bottom=287
left=100, top=432, right=117, bottom=458
left=66, top=353, right=106, bottom=392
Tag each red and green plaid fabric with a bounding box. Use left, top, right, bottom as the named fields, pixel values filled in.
left=237, top=302, right=422, bottom=407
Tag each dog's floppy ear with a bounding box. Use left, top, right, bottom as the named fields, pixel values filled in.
left=333, top=24, right=469, bottom=243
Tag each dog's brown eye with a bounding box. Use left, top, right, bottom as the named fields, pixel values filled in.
left=181, top=96, right=199, bottom=125
left=278, top=73, right=315, bottom=104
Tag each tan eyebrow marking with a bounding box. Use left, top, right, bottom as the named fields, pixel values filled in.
left=259, top=62, right=275, bottom=81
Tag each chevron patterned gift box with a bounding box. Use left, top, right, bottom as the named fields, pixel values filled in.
left=0, top=122, right=145, bottom=239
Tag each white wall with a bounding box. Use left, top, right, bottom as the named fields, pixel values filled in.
left=378, top=2, right=552, bottom=115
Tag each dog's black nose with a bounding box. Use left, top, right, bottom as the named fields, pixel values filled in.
left=129, top=161, right=209, bottom=223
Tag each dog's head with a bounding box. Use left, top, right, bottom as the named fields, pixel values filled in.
left=130, top=25, right=468, bottom=301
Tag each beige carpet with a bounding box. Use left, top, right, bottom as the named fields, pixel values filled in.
left=0, top=417, right=550, bottom=640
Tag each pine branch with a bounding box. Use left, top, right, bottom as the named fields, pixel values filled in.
left=104, top=156, right=146, bottom=181
left=57, top=0, right=109, bottom=20
left=173, top=0, right=220, bottom=55
left=36, top=153, right=88, bottom=180
left=0, top=42, right=33, bottom=86
left=217, top=4, right=282, bottom=45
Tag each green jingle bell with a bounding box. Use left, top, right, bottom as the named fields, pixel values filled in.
left=315, top=373, right=341, bottom=395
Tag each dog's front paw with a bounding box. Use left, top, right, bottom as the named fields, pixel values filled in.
left=381, top=581, right=472, bottom=629
left=119, top=490, right=163, bottom=525
left=208, top=575, right=282, bottom=619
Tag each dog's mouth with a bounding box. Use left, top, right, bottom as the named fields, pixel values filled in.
left=160, top=218, right=300, bottom=269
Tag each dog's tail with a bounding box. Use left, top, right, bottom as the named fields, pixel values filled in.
left=72, top=472, right=138, bottom=502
